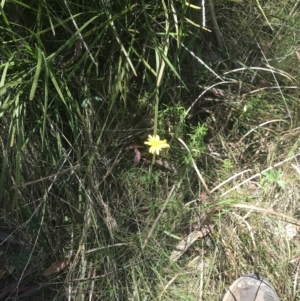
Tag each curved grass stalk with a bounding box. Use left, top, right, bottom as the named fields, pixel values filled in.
left=255, top=0, right=273, bottom=30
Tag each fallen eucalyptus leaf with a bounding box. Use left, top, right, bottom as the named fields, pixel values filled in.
left=170, top=225, right=212, bottom=262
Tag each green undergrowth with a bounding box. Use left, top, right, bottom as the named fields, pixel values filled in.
left=1, top=0, right=300, bottom=300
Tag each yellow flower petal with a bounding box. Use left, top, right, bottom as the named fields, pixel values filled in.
left=144, top=134, right=170, bottom=155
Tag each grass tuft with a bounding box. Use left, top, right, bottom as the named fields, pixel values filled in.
left=1, top=0, right=300, bottom=300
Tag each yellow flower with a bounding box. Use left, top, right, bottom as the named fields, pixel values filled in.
left=144, top=134, right=170, bottom=155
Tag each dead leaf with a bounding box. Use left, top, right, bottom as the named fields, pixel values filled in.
left=296, top=47, right=300, bottom=62
left=155, top=159, right=177, bottom=172
left=200, top=191, right=208, bottom=201
left=170, top=225, right=212, bottom=262
left=209, top=88, right=226, bottom=98
left=125, top=145, right=144, bottom=150
left=286, top=223, right=298, bottom=240
left=134, top=149, right=141, bottom=166
left=42, top=258, right=70, bottom=277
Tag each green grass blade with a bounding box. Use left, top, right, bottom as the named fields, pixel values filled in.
left=109, top=16, right=137, bottom=76
left=256, top=0, right=273, bottom=30
left=0, top=61, right=10, bottom=87
left=29, top=47, right=43, bottom=100
left=49, top=69, right=66, bottom=105
left=41, top=51, right=49, bottom=150
left=0, top=81, right=21, bottom=96
left=131, top=45, right=157, bottom=76
left=0, top=3, right=10, bottom=27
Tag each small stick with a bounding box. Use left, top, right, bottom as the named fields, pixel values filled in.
left=178, top=138, right=211, bottom=196
left=142, top=184, right=177, bottom=249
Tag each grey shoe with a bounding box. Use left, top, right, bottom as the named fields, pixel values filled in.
left=222, top=274, right=280, bottom=301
